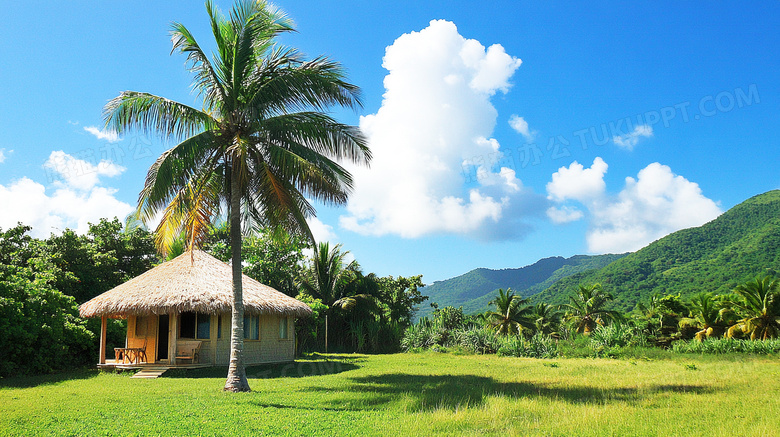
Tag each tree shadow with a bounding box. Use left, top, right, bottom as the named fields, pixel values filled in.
left=0, top=368, right=100, bottom=389
left=274, top=373, right=717, bottom=412
left=164, top=359, right=360, bottom=379
left=302, top=353, right=369, bottom=363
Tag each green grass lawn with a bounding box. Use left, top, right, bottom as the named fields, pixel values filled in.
left=2, top=352, right=779, bottom=436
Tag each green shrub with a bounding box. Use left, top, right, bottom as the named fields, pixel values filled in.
left=400, top=321, right=443, bottom=351
left=557, top=335, right=595, bottom=358
left=0, top=267, right=94, bottom=376
left=590, top=321, right=647, bottom=349
left=433, top=306, right=466, bottom=330
left=451, top=327, right=501, bottom=354
left=497, top=334, right=559, bottom=359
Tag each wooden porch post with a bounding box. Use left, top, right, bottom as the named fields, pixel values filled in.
left=169, top=312, right=178, bottom=365
left=99, top=316, right=107, bottom=364
left=210, top=315, right=218, bottom=365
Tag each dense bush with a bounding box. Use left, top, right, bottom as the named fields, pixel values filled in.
left=497, top=334, right=559, bottom=359
left=0, top=266, right=94, bottom=376
left=400, top=318, right=444, bottom=351
left=589, top=321, right=648, bottom=349
left=0, top=221, right=157, bottom=376
left=451, top=327, right=502, bottom=354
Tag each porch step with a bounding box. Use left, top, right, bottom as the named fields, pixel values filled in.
left=131, top=367, right=170, bottom=379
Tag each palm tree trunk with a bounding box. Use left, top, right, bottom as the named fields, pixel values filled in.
left=224, top=166, right=251, bottom=392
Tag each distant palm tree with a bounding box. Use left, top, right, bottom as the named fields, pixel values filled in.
left=299, top=242, right=378, bottom=351
left=678, top=292, right=732, bottom=341
left=635, top=294, right=685, bottom=337
left=531, top=303, right=561, bottom=337
left=728, top=276, right=780, bottom=340
left=485, top=288, right=534, bottom=336
left=103, top=1, right=370, bottom=391
left=562, top=284, right=621, bottom=335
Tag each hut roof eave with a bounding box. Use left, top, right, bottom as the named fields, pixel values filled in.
left=78, top=250, right=312, bottom=319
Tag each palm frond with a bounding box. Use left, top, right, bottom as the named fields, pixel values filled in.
left=153, top=172, right=223, bottom=257
left=103, top=91, right=214, bottom=139
left=261, top=111, right=370, bottom=164
left=137, top=131, right=221, bottom=223
left=248, top=49, right=362, bottom=114
left=169, top=21, right=228, bottom=110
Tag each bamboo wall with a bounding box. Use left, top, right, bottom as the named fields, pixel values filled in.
left=125, top=313, right=295, bottom=366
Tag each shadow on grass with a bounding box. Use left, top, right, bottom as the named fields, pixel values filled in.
left=302, top=353, right=369, bottom=363
left=0, top=368, right=100, bottom=389
left=350, top=373, right=715, bottom=410
left=255, top=373, right=716, bottom=412
left=164, top=358, right=360, bottom=379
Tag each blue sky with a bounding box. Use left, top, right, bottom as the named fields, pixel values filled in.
left=0, top=1, right=777, bottom=283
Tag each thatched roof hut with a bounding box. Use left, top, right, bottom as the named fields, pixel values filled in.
left=79, top=250, right=312, bottom=319
left=80, top=250, right=311, bottom=368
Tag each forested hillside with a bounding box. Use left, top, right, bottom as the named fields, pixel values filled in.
left=417, top=253, right=627, bottom=318
left=534, top=190, right=780, bottom=311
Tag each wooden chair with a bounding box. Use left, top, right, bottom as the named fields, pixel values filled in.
left=175, top=340, right=202, bottom=364
left=136, top=338, right=148, bottom=363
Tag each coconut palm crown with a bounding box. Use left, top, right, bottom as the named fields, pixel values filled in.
left=678, top=292, right=735, bottom=341
left=102, top=0, right=370, bottom=392
left=728, top=275, right=780, bottom=340
left=485, top=288, right=534, bottom=336
left=562, top=284, right=621, bottom=335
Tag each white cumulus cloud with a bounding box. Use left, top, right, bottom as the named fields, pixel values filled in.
left=546, top=157, right=608, bottom=203
left=546, top=158, right=722, bottom=253
left=613, top=124, right=653, bottom=150
left=44, top=150, right=126, bottom=191
left=340, top=20, right=540, bottom=240
left=84, top=126, right=120, bottom=143
left=508, top=115, right=534, bottom=141
left=308, top=216, right=338, bottom=244
left=0, top=151, right=133, bottom=237
left=546, top=205, right=584, bottom=224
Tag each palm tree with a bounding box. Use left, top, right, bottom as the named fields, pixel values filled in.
left=103, top=1, right=370, bottom=392
left=485, top=288, right=534, bottom=336
left=727, top=275, right=780, bottom=340
left=634, top=294, right=686, bottom=338
left=678, top=292, right=732, bottom=341
left=562, top=284, right=621, bottom=335
left=298, top=242, right=378, bottom=351
left=531, top=303, right=561, bottom=337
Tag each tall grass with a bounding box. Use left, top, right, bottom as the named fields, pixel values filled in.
left=672, top=337, right=780, bottom=355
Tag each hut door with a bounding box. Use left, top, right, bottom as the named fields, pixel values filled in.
left=157, top=315, right=170, bottom=360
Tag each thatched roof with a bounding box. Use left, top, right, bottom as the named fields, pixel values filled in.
left=79, top=250, right=312, bottom=319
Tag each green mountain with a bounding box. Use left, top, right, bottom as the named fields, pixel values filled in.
left=534, top=190, right=780, bottom=311
left=417, top=253, right=627, bottom=318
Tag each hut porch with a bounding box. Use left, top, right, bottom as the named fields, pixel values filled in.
left=97, top=361, right=212, bottom=371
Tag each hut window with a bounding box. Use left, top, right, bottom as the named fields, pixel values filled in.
left=279, top=317, right=288, bottom=339
left=244, top=315, right=260, bottom=340
left=135, top=316, right=147, bottom=337
left=217, top=315, right=222, bottom=339
left=197, top=315, right=211, bottom=339
left=180, top=312, right=210, bottom=339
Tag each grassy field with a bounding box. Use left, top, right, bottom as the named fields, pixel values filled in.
left=1, top=352, right=779, bottom=436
